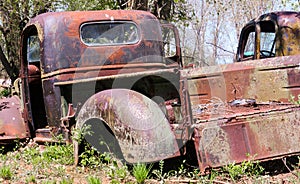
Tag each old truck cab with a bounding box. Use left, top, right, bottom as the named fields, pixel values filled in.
left=1, top=10, right=182, bottom=147
left=237, top=11, right=300, bottom=61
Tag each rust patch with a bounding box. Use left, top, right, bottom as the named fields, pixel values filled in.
left=193, top=103, right=300, bottom=172
left=0, top=96, right=29, bottom=141
left=76, top=89, right=180, bottom=163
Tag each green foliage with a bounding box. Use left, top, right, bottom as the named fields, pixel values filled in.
left=290, top=95, right=300, bottom=105
left=0, top=88, right=10, bottom=98
left=22, top=142, right=74, bottom=165
left=223, top=159, right=264, bottom=181
left=132, top=163, right=153, bottom=184
left=62, top=0, right=120, bottom=11
left=25, top=175, right=36, bottom=183
left=59, top=177, right=73, bottom=184
left=0, top=139, right=295, bottom=182
left=152, top=160, right=168, bottom=181
left=42, top=143, right=74, bottom=165
left=87, top=176, right=102, bottom=184
left=0, top=165, right=13, bottom=180
left=71, top=125, right=92, bottom=144
left=223, top=162, right=244, bottom=181
left=42, top=180, right=57, bottom=184
left=107, top=160, right=128, bottom=182
left=79, top=145, right=103, bottom=168
left=22, top=146, right=41, bottom=164
left=209, top=169, right=219, bottom=183
left=175, top=160, right=188, bottom=176
left=186, top=168, right=201, bottom=180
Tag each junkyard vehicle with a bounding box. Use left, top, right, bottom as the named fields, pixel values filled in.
left=0, top=10, right=299, bottom=172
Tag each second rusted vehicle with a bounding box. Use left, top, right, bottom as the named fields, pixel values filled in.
left=0, top=10, right=299, bottom=172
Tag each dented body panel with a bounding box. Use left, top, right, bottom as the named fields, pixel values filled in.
left=185, top=55, right=300, bottom=106
left=192, top=103, right=300, bottom=171
left=180, top=53, right=300, bottom=171
left=75, top=89, right=180, bottom=163
left=0, top=96, right=30, bottom=142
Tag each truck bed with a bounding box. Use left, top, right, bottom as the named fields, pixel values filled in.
left=181, top=55, right=300, bottom=172
left=191, top=102, right=300, bottom=172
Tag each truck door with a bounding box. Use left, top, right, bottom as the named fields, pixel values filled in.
left=21, top=26, right=47, bottom=131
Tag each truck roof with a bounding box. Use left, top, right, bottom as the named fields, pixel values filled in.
left=244, top=11, right=300, bottom=29
left=28, top=10, right=158, bottom=25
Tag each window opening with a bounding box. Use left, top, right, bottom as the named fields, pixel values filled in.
left=81, top=22, right=139, bottom=46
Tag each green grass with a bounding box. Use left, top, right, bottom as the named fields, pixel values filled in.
left=0, top=138, right=296, bottom=183
left=25, top=175, right=36, bottom=183
left=42, top=180, right=56, bottom=184
left=59, top=177, right=73, bottom=184
left=42, top=143, right=74, bottom=165
left=223, top=159, right=264, bottom=181
left=87, top=176, right=102, bottom=184
left=0, top=165, right=13, bottom=180
left=132, top=163, right=153, bottom=184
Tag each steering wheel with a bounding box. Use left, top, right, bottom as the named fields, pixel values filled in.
left=260, top=50, right=275, bottom=57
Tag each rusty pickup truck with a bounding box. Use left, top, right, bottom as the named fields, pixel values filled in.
left=0, top=10, right=299, bottom=172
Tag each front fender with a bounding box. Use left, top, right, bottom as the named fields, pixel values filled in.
left=76, top=89, right=179, bottom=163
left=0, top=96, right=29, bottom=142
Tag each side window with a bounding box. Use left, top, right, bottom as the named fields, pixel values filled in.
left=27, top=35, right=40, bottom=63
left=162, top=26, right=176, bottom=58
left=244, top=32, right=255, bottom=58
left=160, top=24, right=181, bottom=65
left=80, top=22, right=139, bottom=46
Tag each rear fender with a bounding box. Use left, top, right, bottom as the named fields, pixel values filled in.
left=0, top=96, right=30, bottom=142
left=75, top=89, right=179, bottom=163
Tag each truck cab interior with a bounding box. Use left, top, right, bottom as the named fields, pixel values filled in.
left=21, top=26, right=47, bottom=131
left=237, top=20, right=276, bottom=61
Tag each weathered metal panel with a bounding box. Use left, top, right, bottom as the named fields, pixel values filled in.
left=193, top=104, right=300, bottom=172
left=0, top=96, right=30, bottom=142
left=76, top=89, right=180, bottom=163
left=184, top=54, right=300, bottom=109
left=26, top=10, right=164, bottom=74
left=182, top=53, right=300, bottom=172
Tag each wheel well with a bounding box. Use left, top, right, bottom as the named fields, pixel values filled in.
left=82, top=118, right=123, bottom=158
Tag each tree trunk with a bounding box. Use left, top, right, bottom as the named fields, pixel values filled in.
left=128, top=0, right=149, bottom=10
left=0, top=45, right=19, bottom=82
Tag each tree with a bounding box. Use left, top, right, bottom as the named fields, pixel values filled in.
left=183, top=0, right=276, bottom=66
left=0, top=0, right=55, bottom=81
left=63, top=0, right=189, bottom=22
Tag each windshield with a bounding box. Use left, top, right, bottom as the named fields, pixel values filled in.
left=242, top=21, right=276, bottom=60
